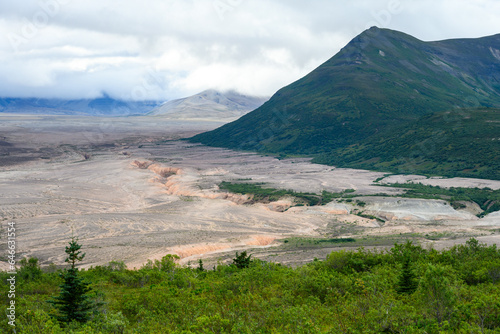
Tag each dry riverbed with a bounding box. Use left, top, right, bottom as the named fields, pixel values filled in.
left=1, top=114, right=499, bottom=270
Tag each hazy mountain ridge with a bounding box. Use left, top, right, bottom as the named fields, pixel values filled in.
left=191, top=27, right=500, bottom=179
left=0, top=96, right=160, bottom=116
left=149, top=89, right=269, bottom=120
left=0, top=90, right=268, bottom=119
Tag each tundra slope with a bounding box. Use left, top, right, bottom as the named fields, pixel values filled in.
left=192, top=27, right=500, bottom=180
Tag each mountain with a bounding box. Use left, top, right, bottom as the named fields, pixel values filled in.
left=190, top=27, right=500, bottom=179
left=148, top=89, right=269, bottom=120
left=0, top=95, right=159, bottom=116
left=0, top=90, right=268, bottom=119
left=315, top=108, right=500, bottom=180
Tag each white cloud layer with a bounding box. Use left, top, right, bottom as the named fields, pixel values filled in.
left=0, top=0, right=499, bottom=100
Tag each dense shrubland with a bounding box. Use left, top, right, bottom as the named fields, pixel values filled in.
left=3, top=238, right=500, bottom=333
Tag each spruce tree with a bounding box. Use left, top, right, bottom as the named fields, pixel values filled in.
left=197, top=259, right=205, bottom=272
left=48, top=237, right=93, bottom=323
left=396, top=254, right=418, bottom=294
left=232, top=251, right=252, bottom=269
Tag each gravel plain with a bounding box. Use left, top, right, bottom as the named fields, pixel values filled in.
left=1, top=114, right=499, bottom=270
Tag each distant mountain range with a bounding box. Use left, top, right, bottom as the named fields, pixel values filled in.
left=0, top=90, right=268, bottom=120
left=191, top=27, right=500, bottom=180
left=148, top=89, right=269, bottom=120
left=0, top=95, right=160, bottom=116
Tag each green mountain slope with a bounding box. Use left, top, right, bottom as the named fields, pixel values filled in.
left=314, top=108, right=500, bottom=179
left=190, top=27, right=500, bottom=178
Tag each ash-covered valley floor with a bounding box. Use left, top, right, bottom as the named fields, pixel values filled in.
left=1, top=114, right=500, bottom=270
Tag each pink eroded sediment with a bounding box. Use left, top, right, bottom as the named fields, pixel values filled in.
left=132, top=160, right=251, bottom=204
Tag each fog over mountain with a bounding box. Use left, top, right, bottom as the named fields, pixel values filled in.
left=1, top=1, right=499, bottom=100
left=0, top=90, right=268, bottom=118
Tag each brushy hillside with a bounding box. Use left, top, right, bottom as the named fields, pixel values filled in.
left=190, top=27, right=500, bottom=179
left=315, top=108, right=500, bottom=180
left=5, top=239, right=500, bottom=333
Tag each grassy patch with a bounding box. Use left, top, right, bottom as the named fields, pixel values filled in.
left=383, top=183, right=500, bottom=217
left=279, top=237, right=356, bottom=249
left=279, top=235, right=421, bottom=250
left=355, top=213, right=385, bottom=223
left=219, top=181, right=356, bottom=206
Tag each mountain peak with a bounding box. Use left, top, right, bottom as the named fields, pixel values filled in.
left=149, top=89, right=269, bottom=120
left=331, top=27, right=423, bottom=67
left=191, top=29, right=500, bottom=179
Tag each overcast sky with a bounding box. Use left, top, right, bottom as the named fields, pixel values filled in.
left=0, top=0, right=499, bottom=101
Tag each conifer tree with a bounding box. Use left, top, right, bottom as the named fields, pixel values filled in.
left=233, top=251, right=252, bottom=269
left=197, top=259, right=204, bottom=272
left=48, top=237, right=93, bottom=323
left=396, top=254, right=418, bottom=294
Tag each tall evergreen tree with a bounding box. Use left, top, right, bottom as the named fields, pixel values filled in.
left=396, top=254, right=418, bottom=294
left=197, top=259, right=205, bottom=272
left=48, top=237, right=94, bottom=323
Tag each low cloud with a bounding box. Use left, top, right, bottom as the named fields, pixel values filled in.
left=0, top=0, right=499, bottom=101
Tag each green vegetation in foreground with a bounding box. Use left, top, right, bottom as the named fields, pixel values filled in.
left=48, top=237, right=95, bottom=323
left=219, top=181, right=356, bottom=206
left=385, top=182, right=500, bottom=217
left=7, top=238, right=500, bottom=333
